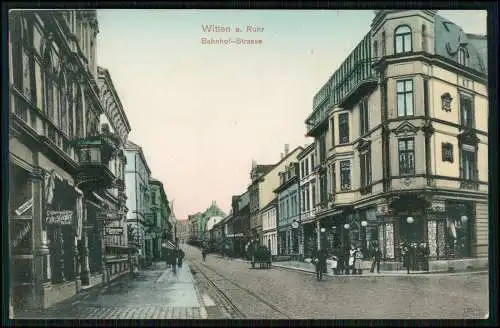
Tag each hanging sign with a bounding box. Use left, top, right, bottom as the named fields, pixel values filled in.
left=15, top=198, right=33, bottom=216
left=46, top=210, right=73, bottom=225
left=292, top=221, right=299, bottom=229
left=105, top=227, right=124, bottom=235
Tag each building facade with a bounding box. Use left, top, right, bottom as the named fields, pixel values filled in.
left=7, top=10, right=116, bottom=310
left=305, top=10, right=488, bottom=264
left=261, top=198, right=278, bottom=256
left=275, top=163, right=300, bottom=257
left=232, top=192, right=250, bottom=257
left=124, top=140, right=151, bottom=266
left=176, top=219, right=189, bottom=245
left=148, top=178, right=171, bottom=261
left=297, top=144, right=318, bottom=258
left=249, top=145, right=304, bottom=244
left=188, top=212, right=202, bottom=246
left=198, top=202, right=226, bottom=246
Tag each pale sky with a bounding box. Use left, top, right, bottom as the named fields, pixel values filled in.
left=95, top=10, right=487, bottom=221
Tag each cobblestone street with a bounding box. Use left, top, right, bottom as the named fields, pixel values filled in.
left=185, top=245, right=489, bottom=319
left=14, top=262, right=218, bottom=319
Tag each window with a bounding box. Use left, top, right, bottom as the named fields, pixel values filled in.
left=421, top=24, right=427, bottom=51
left=460, top=93, right=474, bottom=129
left=382, top=31, right=386, bottom=56
left=331, top=162, right=336, bottom=194
left=423, top=79, right=429, bottom=116
left=305, top=157, right=309, bottom=175
left=319, top=133, right=327, bottom=163
left=397, top=80, right=414, bottom=117
left=458, top=47, right=468, bottom=66
left=461, top=145, right=476, bottom=180
left=442, top=143, right=454, bottom=163
left=360, top=149, right=372, bottom=188
left=373, top=40, right=378, bottom=58
left=311, top=182, right=316, bottom=207
left=339, top=113, right=350, bottom=144
left=43, top=47, right=55, bottom=120
left=359, top=98, right=369, bottom=136
left=398, top=138, right=415, bottom=175
left=330, top=117, right=335, bottom=147
left=301, top=161, right=305, bottom=179
left=394, top=25, right=412, bottom=54
left=441, top=93, right=452, bottom=112
left=311, top=153, right=315, bottom=170
left=340, top=160, right=351, bottom=191
left=319, top=173, right=328, bottom=203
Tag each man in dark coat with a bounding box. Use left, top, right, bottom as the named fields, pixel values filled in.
left=370, top=244, right=382, bottom=274
left=314, top=248, right=327, bottom=281
left=177, top=248, right=185, bottom=267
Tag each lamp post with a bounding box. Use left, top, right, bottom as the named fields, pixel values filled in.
left=361, top=220, right=368, bottom=257
left=460, top=215, right=468, bottom=257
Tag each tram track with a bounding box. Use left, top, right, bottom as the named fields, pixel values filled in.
left=188, top=258, right=293, bottom=319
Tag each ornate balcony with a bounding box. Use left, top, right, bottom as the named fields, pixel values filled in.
left=73, top=134, right=118, bottom=191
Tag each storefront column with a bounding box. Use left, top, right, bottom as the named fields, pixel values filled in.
left=299, top=225, right=304, bottom=257
left=29, top=168, right=51, bottom=309
left=316, top=221, right=321, bottom=250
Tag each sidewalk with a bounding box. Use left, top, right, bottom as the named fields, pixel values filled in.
left=13, top=261, right=211, bottom=319
left=228, top=256, right=487, bottom=277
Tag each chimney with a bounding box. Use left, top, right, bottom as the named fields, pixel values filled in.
left=251, top=159, right=257, bottom=168
left=281, top=153, right=284, bottom=160
left=285, top=144, right=290, bottom=155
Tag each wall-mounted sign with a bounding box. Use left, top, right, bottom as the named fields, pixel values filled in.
left=292, top=221, right=299, bottom=229
left=97, top=212, right=117, bottom=221
left=15, top=198, right=33, bottom=216
left=46, top=210, right=73, bottom=225
left=10, top=222, right=31, bottom=249
left=106, top=227, right=124, bottom=235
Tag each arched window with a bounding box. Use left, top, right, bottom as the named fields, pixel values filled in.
left=42, top=46, right=55, bottom=121
left=394, top=25, right=412, bottom=54
left=75, top=84, right=84, bottom=138
left=458, top=47, right=468, bottom=66
left=59, top=71, right=68, bottom=135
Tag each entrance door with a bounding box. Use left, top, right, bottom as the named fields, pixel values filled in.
left=399, top=216, right=424, bottom=243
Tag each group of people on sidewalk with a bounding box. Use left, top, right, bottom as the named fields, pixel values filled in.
left=166, top=248, right=185, bottom=270
left=311, top=242, right=383, bottom=280
left=401, top=241, right=430, bottom=273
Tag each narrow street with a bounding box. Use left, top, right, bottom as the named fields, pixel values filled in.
left=185, top=245, right=489, bottom=319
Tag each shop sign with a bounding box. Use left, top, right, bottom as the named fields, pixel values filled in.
left=15, top=198, right=33, bottom=216
left=46, top=210, right=73, bottom=225
left=106, top=227, right=124, bottom=235
left=10, top=222, right=31, bottom=249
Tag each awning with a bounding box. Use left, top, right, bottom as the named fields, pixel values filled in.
left=161, top=240, right=176, bottom=249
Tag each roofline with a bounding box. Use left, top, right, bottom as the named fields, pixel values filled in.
left=261, top=146, right=304, bottom=180
left=297, top=143, right=315, bottom=160
left=125, top=141, right=152, bottom=175
left=97, top=66, right=132, bottom=132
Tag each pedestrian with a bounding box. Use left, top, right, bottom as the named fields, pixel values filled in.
left=348, top=244, right=357, bottom=275
left=177, top=248, right=185, bottom=267
left=202, top=247, right=207, bottom=262
left=422, top=242, right=430, bottom=271
left=354, top=246, right=363, bottom=274
left=401, top=242, right=410, bottom=274
left=370, top=243, right=382, bottom=274
left=314, top=248, right=327, bottom=281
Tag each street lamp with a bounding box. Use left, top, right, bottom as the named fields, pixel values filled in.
left=461, top=215, right=468, bottom=224
left=361, top=221, right=368, bottom=227
left=320, top=228, right=326, bottom=233
left=407, top=216, right=414, bottom=224
left=344, top=223, right=350, bottom=230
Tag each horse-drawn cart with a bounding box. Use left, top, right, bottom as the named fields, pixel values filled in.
left=250, top=245, right=272, bottom=269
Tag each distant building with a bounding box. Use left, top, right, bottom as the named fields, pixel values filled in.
left=231, top=192, right=250, bottom=257
left=125, top=140, right=151, bottom=265
left=275, top=162, right=300, bottom=257
left=261, top=198, right=278, bottom=256
left=177, top=220, right=189, bottom=245
left=148, top=178, right=171, bottom=261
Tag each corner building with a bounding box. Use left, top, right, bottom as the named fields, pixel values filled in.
left=305, top=10, right=488, bottom=267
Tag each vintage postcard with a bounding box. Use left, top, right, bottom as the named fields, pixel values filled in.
left=6, top=7, right=492, bottom=321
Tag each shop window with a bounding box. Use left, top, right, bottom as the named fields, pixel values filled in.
left=441, top=93, right=452, bottom=112
left=394, top=25, right=412, bottom=54
left=398, top=138, right=415, bottom=175
left=442, top=143, right=454, bottom=163
left=397, top=79, right=414, bottom=117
